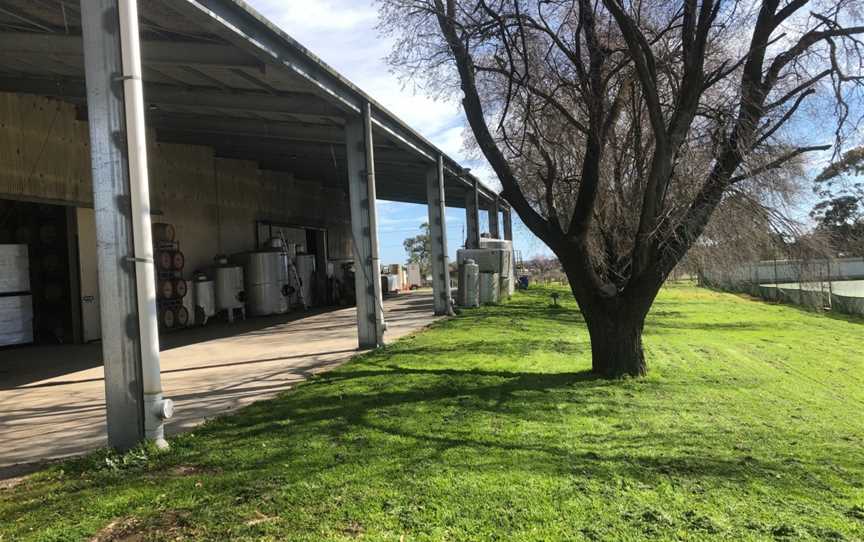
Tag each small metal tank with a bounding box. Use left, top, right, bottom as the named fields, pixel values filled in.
left=479, top=272, right=500, bottom=305
left=460, top=259, right=480, bottom=307
left=213, top=256, right=245, bottom=317
left=192, top=274, right=216, bottom=325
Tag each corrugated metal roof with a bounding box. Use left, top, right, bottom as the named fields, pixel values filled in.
left=0, top=0, right=503, bottom=208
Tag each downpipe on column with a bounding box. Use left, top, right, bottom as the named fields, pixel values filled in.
left=119, top=0, right=173, bottom=449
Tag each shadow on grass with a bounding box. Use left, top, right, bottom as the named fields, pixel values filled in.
left=3, top=286, right=853, bottom=533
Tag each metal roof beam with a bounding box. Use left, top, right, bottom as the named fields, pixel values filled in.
left=0, top=75, right=344, bottom=118
left=0, top=32, right=266, bottom=71
left=148, top=115, right=344, bottom=143
left=172, top=0, right=504, bottom=206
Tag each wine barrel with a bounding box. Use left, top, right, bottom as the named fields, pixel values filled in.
left=152, top=222, right=175, bottom=242
left=160, top=307, right=175, bottom=329
left=158, top=279, right=174, bottom=300
left=172, top=251, right=185, bottom=271
left=173, top=278, right=188, bottom=299
left=157, top=250, right=174, bottom=271
left=175, top=305, right=190, bottom=327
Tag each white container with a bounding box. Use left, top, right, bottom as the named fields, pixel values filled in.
left=459, top=260, right=480, bottom=307
left=480, top=272, right=500, bottom=304
left=0, top=244, right=29, bottom=294
left=406, top=263, right=422, bottom=288
left=479, top=239, right=515, bottom=296
left=457, top=248, right=508, bottom=274
left=479, top=238, right=512, bottom=251
left=236, top=251, right=288, bottom=316
left=387, top=274, right=399, bottom=293
left=214, top=265, right=245, bottom=311
left=295, top=254, right=316, bottom=306
left=0, top=294, right=33, bottom=346
left=193, top=280, right=216, bottom=324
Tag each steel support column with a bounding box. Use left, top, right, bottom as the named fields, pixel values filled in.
left=464, top=179, right=480, bottom=248
left=81, top=0, right=145, bottom=450
left=426, top=155, right=451, bottom=315
left=488, top=196, right=501, bottom=239
left=346, top=103, right=385, bottom=348
left=503, top=207, right=513, bottom=241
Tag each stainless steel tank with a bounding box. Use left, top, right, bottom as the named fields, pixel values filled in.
left=236, top=251, right=288, bottom=316
left=459, top=259, right=480, bottom=307
left=214, top=265, right=245, bottom=312
left=193, top=279, right=216, bottom=325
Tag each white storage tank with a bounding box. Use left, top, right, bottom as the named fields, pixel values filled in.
left=480, top=272, right=500, bottom=304
left=459, top=259, right=480, bottom=307
left=406, top=262, right=422, bottom=289
left=213, top=257, right=245, bottom=316
left=235, top=251, right=289, bottom=316
left=192, top=276, right=216, bottom=325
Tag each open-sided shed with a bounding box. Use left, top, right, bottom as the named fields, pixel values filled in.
left=0, top=0, right=512, bottom=455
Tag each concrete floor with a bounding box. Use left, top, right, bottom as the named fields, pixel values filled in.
left=0, top=292, right=437, bottom=475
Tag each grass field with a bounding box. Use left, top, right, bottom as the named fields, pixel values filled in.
left=2, top=284, right=863, bottom=541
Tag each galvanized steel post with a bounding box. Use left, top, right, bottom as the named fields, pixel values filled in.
left=81, top=0, right=146, bottom=451
left=346, top=103, right=385, bottom=347
left=426, top=155, right=451, bottom=316
left=464, top=179, right=480, bottom=249
left=503, top=207, right=513, bottom=241
left=488, top=196, right=501, bottom=239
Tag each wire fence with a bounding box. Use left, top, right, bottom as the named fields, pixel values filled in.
left=700, top=257, right=864, bottom=316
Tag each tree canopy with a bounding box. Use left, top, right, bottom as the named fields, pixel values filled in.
left=379, top=0, right=864, bottom=376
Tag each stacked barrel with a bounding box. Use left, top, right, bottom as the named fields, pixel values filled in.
left=153, top=222, right=189, bottom=330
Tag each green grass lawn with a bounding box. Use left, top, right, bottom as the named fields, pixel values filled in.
left=2, top=284, right=863, bottom=541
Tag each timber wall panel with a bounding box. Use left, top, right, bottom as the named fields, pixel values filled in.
left=0, top=91, right=353, bottom=272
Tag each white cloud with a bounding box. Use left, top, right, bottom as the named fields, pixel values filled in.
left=248, top=0, right=549, bottom=258
left=249, top=0, right=465, bottom=162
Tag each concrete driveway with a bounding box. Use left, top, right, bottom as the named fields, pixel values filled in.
left=0, top=292, right=438, bottom=476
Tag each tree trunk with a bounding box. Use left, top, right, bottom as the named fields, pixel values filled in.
left=583, top=306, right=648, bottom=378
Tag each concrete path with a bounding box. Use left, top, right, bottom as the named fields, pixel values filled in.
left=0, top=292, right=437, bottom=476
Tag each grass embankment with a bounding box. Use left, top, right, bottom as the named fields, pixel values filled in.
left=2, top=285, right=863, bottom=541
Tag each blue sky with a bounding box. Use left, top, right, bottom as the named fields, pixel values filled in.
left=246, top=1, right=863, bottom=262
left=247, top=0, right=553, bottom=264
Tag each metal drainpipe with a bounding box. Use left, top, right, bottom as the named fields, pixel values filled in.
left=118, top=0, right=173, bottom=448
left=362, top=102, right=386, bottom=342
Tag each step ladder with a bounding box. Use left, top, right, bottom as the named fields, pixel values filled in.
left=279, top=233, right=308, bottom=310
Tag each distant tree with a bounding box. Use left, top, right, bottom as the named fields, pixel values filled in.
left=403, top=222, right=432, bottom=276
left=811, top=145, right=864, bottom=255
left=379, top=0, right=864, bottom=377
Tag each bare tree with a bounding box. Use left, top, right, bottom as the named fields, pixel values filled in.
left=378, top=0, right=864, bottom=377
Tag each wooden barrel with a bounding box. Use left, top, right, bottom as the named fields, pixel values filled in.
left=172, top=251, right=185, bottom=271
left=160, top=307, right=175, bottom=329
left=152, top=222, right=175, bottom=242
left=173, top=278, right=188, bottom=299
left=157, top=250, right=174, bottom=271
left=158, top=279, right=174, bottom=300
left=175, top=305, right=190, bottom=327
